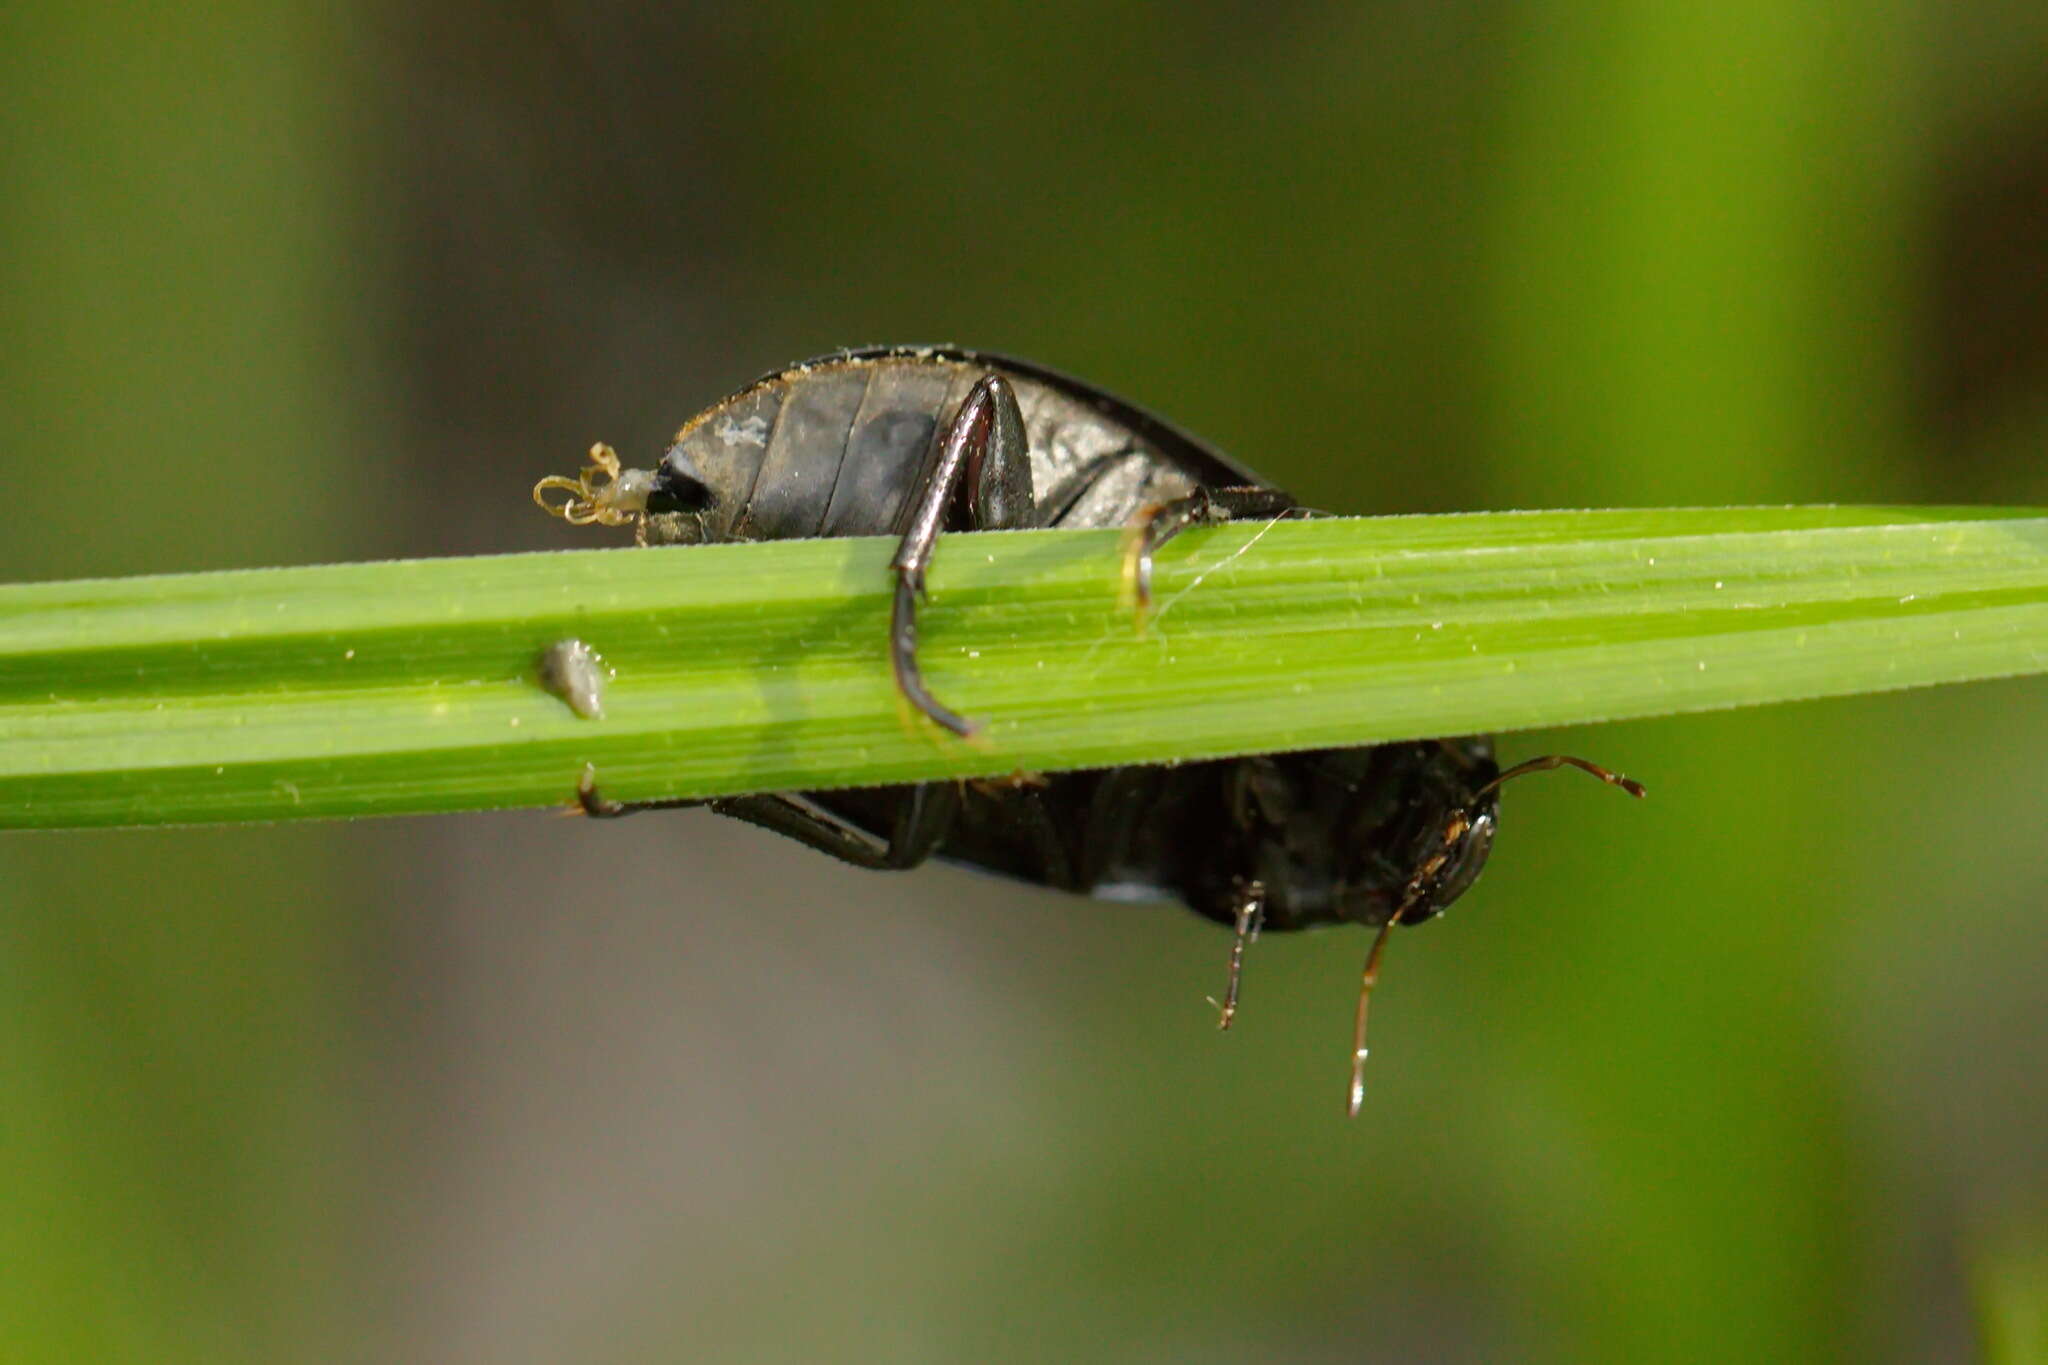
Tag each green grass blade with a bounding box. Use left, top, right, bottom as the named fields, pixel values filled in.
left=3, top=505, right=2046, bottom=829
left=1976, top=1231, right=2048, bottom=1365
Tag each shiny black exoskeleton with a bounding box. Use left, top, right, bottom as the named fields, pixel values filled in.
left=536, top=348, right=1642, bottom=1113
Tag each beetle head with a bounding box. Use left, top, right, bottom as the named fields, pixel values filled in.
left=1225, top=742, right=1500, bottom=931
left=1212, top=743, right=1641, bottom=1118
left=1384, top=788, right=1498, bottom=926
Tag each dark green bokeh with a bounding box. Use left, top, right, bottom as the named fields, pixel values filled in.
left=4, top=1, right=2045, bottom=1360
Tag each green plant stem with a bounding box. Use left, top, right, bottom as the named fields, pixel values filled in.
left=4, top=506, right=2047, bottom=830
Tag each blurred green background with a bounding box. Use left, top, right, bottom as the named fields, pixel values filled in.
left=4, top=2, right=2046, bottom=1360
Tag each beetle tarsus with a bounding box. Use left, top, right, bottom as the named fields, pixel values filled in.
left=1214, top=879, right=1265, bottom=1030
left=575, top=764, right=707, bottom=819
left=1127, top=485, right=1301, bottom=617
left=891, top=573, right=979, bottom=737
left=534, top=442, right=659, bottom=534
left=575, top=763, right=624, bottom=817
left=1347, top=913, right=1401, bottom=1118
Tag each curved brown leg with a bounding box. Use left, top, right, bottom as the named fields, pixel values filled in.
left=888, top=372, right=1033, bottom=736
left=576, top=767, right=956, bottom=870
left=1127, top=486, right=1302, bottom=610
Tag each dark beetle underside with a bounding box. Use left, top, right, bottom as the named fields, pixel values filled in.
left=815, top=738, right=1503, bottom=933
left=536, top=347, right=1642, bottom=1113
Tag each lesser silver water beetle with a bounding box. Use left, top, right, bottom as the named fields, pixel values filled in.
left=536, top=347, right=1643, bottom=1113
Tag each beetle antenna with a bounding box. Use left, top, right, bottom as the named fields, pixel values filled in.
left=1210, top=880, right=1265, bottom=1030
left=1346, top=911, right=1401, bottom=1118
left=1476, top=754, right=1646, bottom=803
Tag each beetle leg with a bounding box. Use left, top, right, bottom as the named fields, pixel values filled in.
left=577, top=766, right=955, bottom=871
left=711, top=785, right=956, bottom=870
left=533, top=443, right=660, bottom=534
left=1126, top=486, right=1303, bottom=611
left=1211, top=879, right=1265, bottom=1030
left=576, top=765, right=706, bottom=817
left=888, top=372, right=1031, bottom=737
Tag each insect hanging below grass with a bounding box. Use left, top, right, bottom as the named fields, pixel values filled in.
left=535, top=346, right=1646, bottom=1114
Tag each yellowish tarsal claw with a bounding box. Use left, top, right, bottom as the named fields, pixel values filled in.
left=532, top=442, right=660, bottom=530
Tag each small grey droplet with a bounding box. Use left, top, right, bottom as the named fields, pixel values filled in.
left=536, top=638, right=611, bottom=720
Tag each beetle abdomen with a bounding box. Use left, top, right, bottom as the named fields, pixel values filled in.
left=660, top=355, right=980, bottom=543
left=658, top=349, right=1214, bottom=545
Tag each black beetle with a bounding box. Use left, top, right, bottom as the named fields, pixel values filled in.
left=535, top=347, right=1642, bottom=1113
